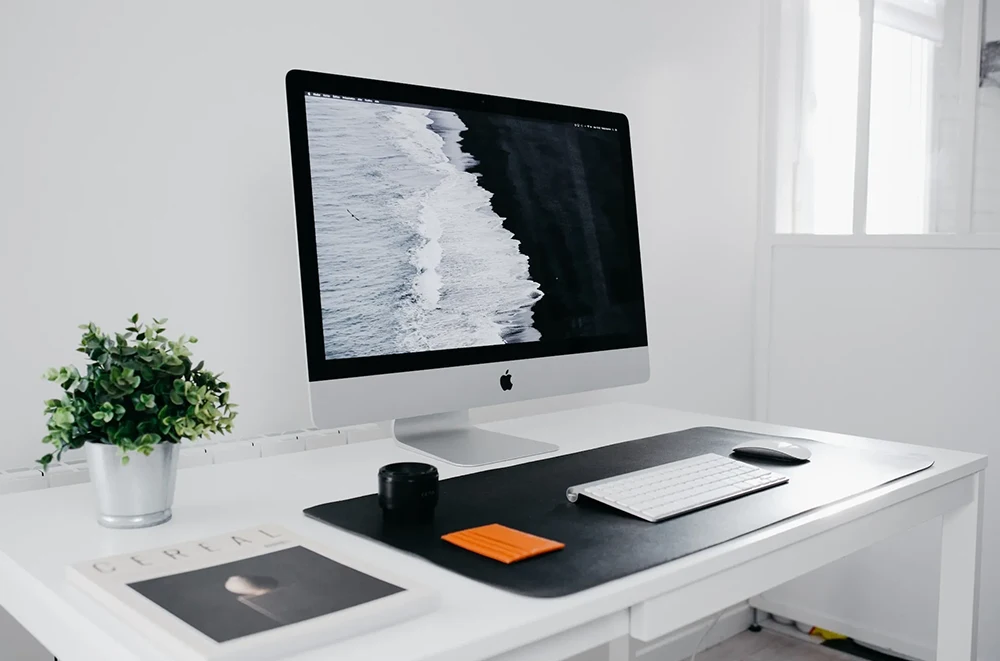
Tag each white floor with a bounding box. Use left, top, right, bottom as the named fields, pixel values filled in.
left=566, top=628, right=865, bottom=661
left=697, top=629, right=857, bottom=661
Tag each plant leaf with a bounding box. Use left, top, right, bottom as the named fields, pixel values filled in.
left=38, top=315, right=234, bottom=466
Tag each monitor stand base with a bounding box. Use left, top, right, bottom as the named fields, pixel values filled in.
left=393, top=410, right=558, bottom=467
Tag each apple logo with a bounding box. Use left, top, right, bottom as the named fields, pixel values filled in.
left=499, top=370, right=513, bottom=391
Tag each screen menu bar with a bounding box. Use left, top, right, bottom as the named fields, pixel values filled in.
left=304, top=91, right=617, bottom=132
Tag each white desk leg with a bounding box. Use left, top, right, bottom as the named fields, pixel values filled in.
left=608, top=636, right=630, bottom=661
left=936, top=471, right=984, bottom=661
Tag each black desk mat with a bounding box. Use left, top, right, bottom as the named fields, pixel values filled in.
left=305, top=427, right=933, bottom=597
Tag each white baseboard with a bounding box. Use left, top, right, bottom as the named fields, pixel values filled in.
left=632, top=604, right=752, bottom=661
left=751, top=595, right=932, bottom=661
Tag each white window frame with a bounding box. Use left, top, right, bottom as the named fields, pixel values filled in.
left=760, top=0, right=989, bottom=245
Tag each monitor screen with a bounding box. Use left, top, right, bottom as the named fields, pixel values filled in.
left=288, top=73, right=646, bottom=379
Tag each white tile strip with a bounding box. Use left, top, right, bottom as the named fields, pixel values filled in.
left=1, top=422, right=392, bottom=492
left=44, top=462, right=89, bottom=487
left=209, top=440, right=261, bottom=464
left=302, top=429, right=346, bottom=450
left=0, top=468, right=48, bottom=494
left=178, top=446, right=213, bottom=469
left=346, top=422, right=390, bottom=444
left=258, top=435, right=306, bottom=458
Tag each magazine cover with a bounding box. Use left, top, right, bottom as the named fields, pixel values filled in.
left=67, top=525, right=436, bottom=660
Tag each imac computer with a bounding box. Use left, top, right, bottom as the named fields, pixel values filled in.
left=285, top=70, right=648, bottom=466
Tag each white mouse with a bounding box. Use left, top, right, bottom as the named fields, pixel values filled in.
left=731, top=438, right=811, bottom=462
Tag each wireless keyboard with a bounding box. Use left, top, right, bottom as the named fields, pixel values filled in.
left=565, top=453, right=788, bottom=522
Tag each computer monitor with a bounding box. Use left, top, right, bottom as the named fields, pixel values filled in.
left=285, top=70, right=648, bottom=466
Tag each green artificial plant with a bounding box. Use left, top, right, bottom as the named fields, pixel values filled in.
left=39, top=315, right=236, bottom=468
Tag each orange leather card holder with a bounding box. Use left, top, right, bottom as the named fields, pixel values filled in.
left=441, top=523, right=564, bottom=564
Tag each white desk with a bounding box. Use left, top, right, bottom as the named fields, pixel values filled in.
left=0, top=403, right=986, bottom=661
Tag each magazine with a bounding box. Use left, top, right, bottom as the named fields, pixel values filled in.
left=67, top=525, right=436, bottom=660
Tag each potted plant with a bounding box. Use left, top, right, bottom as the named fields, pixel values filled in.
left=39, top=315, right=236, bottom=528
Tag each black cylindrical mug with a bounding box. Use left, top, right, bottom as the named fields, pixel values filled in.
left=378, top=462, right=439, bottom=522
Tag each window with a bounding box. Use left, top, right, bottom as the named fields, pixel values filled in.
left=976, top=0, right=1000, bottom=231
left=769, top=0, right=984, bottom=235
left=795, top=0, right=861, bottom=234
left=866, top=21, right=934, bottom=234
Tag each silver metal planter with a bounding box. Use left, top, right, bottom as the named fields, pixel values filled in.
left=86, top=442, right=180, bottom=529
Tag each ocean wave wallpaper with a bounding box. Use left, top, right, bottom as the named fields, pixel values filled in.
left=304, top=95, right=641, bottom=361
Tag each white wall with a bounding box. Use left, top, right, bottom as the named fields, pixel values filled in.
left=985, top=0, right=1000, bottom=40
left=760, top=244, right=998, bottom=661
left=973, top=87, right=1000, bottom=231
left=0, top=0, right=764, bottom=657
left=0, top=0, right=762, bottom=471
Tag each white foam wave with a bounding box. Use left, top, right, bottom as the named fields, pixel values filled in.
left=386, top=106, right=543, bottom=349
left=427, top=109, right=478, bottom=170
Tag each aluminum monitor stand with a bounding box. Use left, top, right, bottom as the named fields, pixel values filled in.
left=393, top=410, right=558, bottom=467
